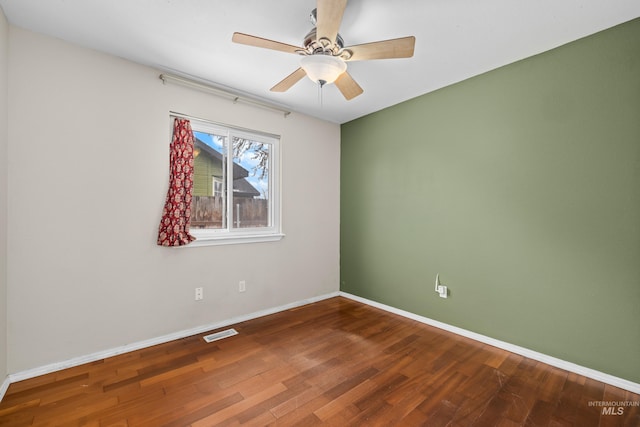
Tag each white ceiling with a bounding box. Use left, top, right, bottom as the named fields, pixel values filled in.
left=1, top=0, right=639, bottom=124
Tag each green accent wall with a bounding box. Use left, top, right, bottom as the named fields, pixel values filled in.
left=341, top=18, right=640, bottom=383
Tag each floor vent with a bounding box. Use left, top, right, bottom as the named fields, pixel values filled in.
left=203, top=328, right=238, bottom=343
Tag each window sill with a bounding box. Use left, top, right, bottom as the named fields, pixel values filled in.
left=184, top=233, right=285, bottom=247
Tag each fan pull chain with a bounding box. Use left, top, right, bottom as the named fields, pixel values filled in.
left=318, top=80, right=326, bottom=107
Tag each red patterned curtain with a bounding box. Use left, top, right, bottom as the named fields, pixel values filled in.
left=157, top=118, right=196, bottom=246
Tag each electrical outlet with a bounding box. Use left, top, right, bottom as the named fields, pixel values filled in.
left=435, top=274, right=448, bottom=298
left=195, top=287, right=204, bottom=301
left=239, top=280, right=246, bottom=293
left=437, top=285, right=448, bottom=298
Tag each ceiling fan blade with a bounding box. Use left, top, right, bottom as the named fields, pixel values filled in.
left=334, top=72, right=363, bottom=100
left=271, top=68, right=307, bottom=92
left=232, top=32, right=301, bottom=55
left=343, top=36, right=416, bottom=61
left=316, top=0, right=347, bottom=44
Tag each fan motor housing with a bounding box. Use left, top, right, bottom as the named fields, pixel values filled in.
left=304, top=8, right=344, bottom=54
left=303, top=28, right=345, bottom=53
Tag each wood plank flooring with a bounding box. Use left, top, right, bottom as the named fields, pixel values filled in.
left=0, top=297, right=638, bottom=426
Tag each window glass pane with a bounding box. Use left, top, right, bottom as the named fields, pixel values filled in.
left=184, top=116, right=280, bottom=244
left=232, top=136, right=270, bottom=228
left=191, top=131, right=227, bottom=229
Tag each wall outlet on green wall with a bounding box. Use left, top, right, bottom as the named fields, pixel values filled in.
left=435, top=274, right=448, bottom=298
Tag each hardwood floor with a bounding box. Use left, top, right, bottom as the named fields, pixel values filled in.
left=0, top=297, right=638, bottom=426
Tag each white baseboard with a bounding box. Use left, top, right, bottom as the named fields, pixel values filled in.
left=0, top=376, right=9, bottom=402
left=339, top=292, right=640, bottom=394
left=5, top=290, right=637, bottom=399
left=7, top=291, right=340, bottom=385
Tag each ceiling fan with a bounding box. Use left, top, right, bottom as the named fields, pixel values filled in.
left=232, top=0, right=416, bottom=100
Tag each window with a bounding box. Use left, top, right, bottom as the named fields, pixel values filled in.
left=212, top=177, right=223, bottom=198
left=186, top=117, right=282, bottom=246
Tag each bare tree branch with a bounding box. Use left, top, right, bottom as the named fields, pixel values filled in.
left=233, top=138, right=269, bottom=179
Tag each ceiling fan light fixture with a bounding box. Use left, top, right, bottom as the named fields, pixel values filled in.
left=300, top=54, right=347, bottom=86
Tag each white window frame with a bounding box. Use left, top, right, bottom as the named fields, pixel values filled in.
left=184, top=116, right=283, bottom=247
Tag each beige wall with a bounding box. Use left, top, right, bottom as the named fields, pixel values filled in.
left=0, top=6, right=8, bottom=384
left=6, top=27, right=340, bottom=373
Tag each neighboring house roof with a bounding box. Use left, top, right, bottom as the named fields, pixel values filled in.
left=233, top=178, right=261, bottom=198
left=195, top=138, right=249, bottom=180
left=194, top=138, right=261, bottom=198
